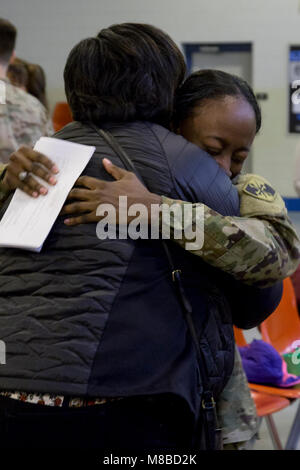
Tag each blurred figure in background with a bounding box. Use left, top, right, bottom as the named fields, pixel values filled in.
left=13, top=58, right=49, bottom=110
left=0, top=18, right=51, bottom=163
left=7, top=61, right=28, bottom=91
left=8, top=57, right=53, bottom=134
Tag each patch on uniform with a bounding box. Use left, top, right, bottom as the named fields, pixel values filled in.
left=242, top=178, right=276, bottom=202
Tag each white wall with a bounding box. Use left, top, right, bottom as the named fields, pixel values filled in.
left=2, top=0, right=300, bottom=196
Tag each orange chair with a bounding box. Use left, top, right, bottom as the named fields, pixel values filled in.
left=52, top=102, right=73, bottom=132
left=259, top=277, right=300, bottom=449
left=248, top=279, right=300, bottom=404
left=234, top=327, right=294, bottom=450
left=250, top=390, right=290, bottom=450
left=260, top=277, right=300, bottom=356
left=235, top=277, right=300, bottom=449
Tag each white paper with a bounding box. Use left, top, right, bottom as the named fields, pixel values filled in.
left=0, top=137, right=95, bottom=251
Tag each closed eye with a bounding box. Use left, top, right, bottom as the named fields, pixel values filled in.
left=232, top=155, right=248, bottom=164
left=205, top=148, right=222, bottom=156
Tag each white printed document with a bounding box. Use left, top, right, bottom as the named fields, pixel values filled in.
left=0, top=137, right=95, bottom=251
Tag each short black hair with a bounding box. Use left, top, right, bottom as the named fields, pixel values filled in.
left=64, top=23, right=186, bottom=128
left=0, top=18, right=17, bottom=65
left=174, top=69, right=261, bottom=133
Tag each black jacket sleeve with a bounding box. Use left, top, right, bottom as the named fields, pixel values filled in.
left=225, top=277, right=283, bottom=329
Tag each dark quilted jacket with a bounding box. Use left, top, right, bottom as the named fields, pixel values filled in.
left=0, top=121, right=280, bottom=416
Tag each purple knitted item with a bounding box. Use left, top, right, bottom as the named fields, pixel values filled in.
left=239, top=339, right=300, bottom=388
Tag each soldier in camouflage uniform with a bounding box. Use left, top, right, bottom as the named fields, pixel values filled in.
left=160, top=172, right=297, bottom=449
left=161, top=70, right=300, bottom=449
left=0, top=18, right=50, bottom=164
left=0, top=78, right=51, bottom=164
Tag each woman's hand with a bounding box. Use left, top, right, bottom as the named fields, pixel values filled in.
left=2, top=146, right=59, bottom=197
left=62, top=158, right=161, bottom=226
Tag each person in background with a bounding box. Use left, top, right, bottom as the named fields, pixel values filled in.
left=9, top=57, right=53, bottom=135
left=0, top=18, right=51, bottom=164
left=13, top=58, right=49, bottom=111
left=7, top=61, right=28, bottom=91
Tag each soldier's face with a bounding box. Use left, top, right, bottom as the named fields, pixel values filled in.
left=178, top=96, right=257, bottom=179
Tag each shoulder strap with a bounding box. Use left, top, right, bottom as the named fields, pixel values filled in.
left=87, top=122, right=221, bottom=450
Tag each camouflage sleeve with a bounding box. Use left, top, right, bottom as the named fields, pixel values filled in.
left=217, top=345, right=258, bottom=446
left=160, top=173, right=300, bottom=287
left=0, top=81, right=53, bottom=163
left=0, top=101, right=19, bottom=162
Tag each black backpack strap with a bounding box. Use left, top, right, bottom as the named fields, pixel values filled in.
left=88, top=123, right=221, bottom=450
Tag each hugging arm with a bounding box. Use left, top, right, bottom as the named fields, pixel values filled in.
left=222, top=274, right=283, bottom=329
left=4, top=146, right=299, bottom=289
left=161, top=191, right=300, bottom=288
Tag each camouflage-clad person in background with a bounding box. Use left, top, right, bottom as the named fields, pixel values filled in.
left=0, top=78, right=50, bottom=163
left=0, top=18, right=50, bottom=164
left=8, top=57, right=54, bottom=137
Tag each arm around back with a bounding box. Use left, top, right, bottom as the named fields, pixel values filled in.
left=227, top=277, right=283, bottom=330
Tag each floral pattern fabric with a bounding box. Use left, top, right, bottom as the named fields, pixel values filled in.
left=0, top=390, right=121, bottom=407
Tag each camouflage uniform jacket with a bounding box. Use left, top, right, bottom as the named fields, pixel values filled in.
left=161, top=173, right=300, bottom=287
left=0, top=78, right=51, bottom=164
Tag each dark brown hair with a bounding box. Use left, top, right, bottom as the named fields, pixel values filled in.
left=13, top=58, right=49, bottom=110
left=26, top=63, right=48, bottom=110
left=64, top=23, right=186, bottom=128
left=7, top=62, right=28, bottom=88
left=0, top=18, right=17, bottom=64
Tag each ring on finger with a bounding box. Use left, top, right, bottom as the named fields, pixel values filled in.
left=18, top=171, right=29, bottom=182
